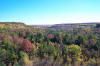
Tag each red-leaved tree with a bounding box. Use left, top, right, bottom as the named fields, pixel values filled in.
left=20, top=39, right=33, bottom=53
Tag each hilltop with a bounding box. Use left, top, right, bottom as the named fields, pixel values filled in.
left=0, top=22, right=26, bottom=29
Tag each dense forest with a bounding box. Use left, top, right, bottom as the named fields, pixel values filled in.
left=0, top=22, right=100, bottom=66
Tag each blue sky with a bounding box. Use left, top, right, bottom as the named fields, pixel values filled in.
left=0, top=0, right=100, bottom=25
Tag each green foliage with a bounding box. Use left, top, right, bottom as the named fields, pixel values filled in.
left=29, top=48, right=35, bottom=58
left=88, top=34, right=98, bottom=40
left=0, top=62, right=6, bottom=66
left=64, top=33, right=70, bottom=44
left=63, top=44, right=82, bottom=61
left=0, top=38, right=18, bottom=65
left=38, top=43, right=61, bottom=60
left=35, top=32, right=44, bottom=43
left=96, top=41, right=100, bottom=50
left=0, top=23, right=100, bottom=66
left=19, top=51, right=29, bottom=64
left=75, top=35, right=85, bottom=46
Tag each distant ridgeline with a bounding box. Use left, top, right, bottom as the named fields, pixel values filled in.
left=0, top=22, right=28, bottom=29
left=47, top=22, right=100, bottom=30
left=0, top=22, right=25, bottom=25
left=0, top=22, right=100, bottom=30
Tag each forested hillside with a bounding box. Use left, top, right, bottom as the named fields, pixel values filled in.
left=0, top=22, right=100, bottom=66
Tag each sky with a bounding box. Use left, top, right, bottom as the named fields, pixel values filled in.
left=0, top=0, right=100, bottom=25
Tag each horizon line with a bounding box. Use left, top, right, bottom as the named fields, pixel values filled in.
left=0, top=21, right=99, bottom=25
